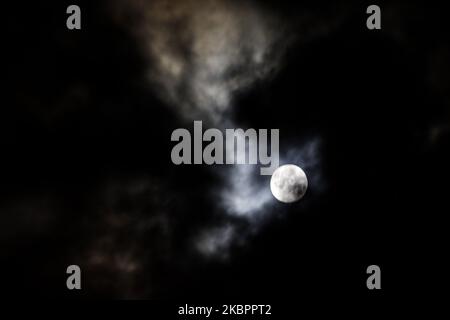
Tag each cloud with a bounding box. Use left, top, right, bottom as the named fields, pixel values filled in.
left=283, top=137, right=325, bottom=192
left=220, top=165, right=273, bottom=218
left=113, top=0, right=323, bottom=261
left=116, top=0, right=289, bottom=123
left=196, top=137, right=324, bottom=259
left=78, top=177, right=174, bottom=297
left=195, top=224, right=237, bottom=260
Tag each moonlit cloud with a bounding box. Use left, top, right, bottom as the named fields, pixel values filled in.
left=114, top=0, right=322, bottom=260
left=220, top=165, right=273, bottom=218
left=283, top=137, right=325, bottom=192
left=220, top=129, right=274, bottom=219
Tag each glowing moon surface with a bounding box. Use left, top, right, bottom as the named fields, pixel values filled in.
left=270, top=164, right=308, bottom=203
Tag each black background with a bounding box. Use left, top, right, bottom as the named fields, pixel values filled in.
left=2, top=0, right=449, bottom=308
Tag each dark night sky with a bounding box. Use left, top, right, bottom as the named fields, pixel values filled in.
left=2, top=0, right=449, bottom=304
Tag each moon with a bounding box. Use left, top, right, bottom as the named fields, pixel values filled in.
left=270, top=164, right=308, bottom=203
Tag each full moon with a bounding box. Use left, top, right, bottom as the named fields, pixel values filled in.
left=270, top=164, right=308, bottom=203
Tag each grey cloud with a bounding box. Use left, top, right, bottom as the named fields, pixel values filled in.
left=79, top=177, right=174, bottom=298
left=195, top=224, right=237, bottom=260
left=116, top=0, right=290, bottom=123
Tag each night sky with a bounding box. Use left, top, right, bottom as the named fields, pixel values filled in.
left=3, top=0, right=449, bottom=304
